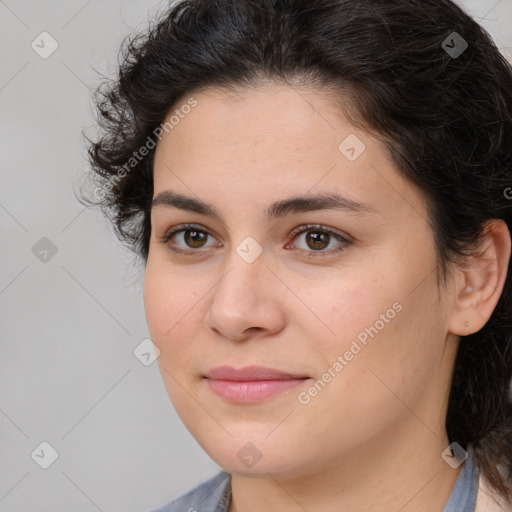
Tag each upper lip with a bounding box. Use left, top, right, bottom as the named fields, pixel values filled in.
left=205, top=365, right=308, bottom=381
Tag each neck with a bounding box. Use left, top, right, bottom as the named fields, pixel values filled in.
left=228, top=425, right=463, bottom=512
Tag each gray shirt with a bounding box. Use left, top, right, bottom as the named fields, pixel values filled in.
left=148, top=447, right=479, bottom=512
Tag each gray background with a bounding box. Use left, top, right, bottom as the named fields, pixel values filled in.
left=0, top=1, right=511, bottom=511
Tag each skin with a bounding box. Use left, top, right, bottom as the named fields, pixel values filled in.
left=143, top=82, right=511, bottom=512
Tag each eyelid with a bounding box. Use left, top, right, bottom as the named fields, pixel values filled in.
left=161, top=223, right=222, bottom=250
left=286, top=224, right=352, bottom=256
left=287, top=223, right=350, bottom=242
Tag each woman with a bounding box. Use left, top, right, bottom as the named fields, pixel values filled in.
left=83, top=0, right=512, bottom=510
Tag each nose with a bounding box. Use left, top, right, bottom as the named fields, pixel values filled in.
left=203, top=249, right=286, bottom=342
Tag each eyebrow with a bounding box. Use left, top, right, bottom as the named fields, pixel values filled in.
left=151, top=190, right=377, bottom=221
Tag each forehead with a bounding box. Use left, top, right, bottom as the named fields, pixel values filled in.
left=154, top=84, right=368, bottom=178
left=152, top=84, right=428, bottom=223
left=162, top=83, right=345, bottom=145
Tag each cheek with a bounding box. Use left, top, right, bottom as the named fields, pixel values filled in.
left=299, top=269, right=392, bottom=358
left=318, top=282, right=444, bottom=421
left=143, top=264, right=203, bottom=357
left=304, top=260, right=442, bottom=392
left=292, top=306, right=440, bottom=455
left=143, top=266, right=170, bottom=341
left=144, top=267, right=207, bottom=412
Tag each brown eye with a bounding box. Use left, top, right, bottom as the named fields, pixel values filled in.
left=288, top=225, right=352, bottom=257
left=305, top=231, right=330, bottom=251
left=162, top=224, right=220, bottom=254
left=183, top=229, right=208, bottom=248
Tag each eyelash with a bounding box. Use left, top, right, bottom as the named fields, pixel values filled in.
left=159, top=223, right=352, bottom=258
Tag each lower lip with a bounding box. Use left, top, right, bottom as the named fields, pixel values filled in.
left=206, top=378, right=307, bottom=403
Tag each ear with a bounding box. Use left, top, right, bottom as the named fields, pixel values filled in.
left=449, top=219, right=511, bottom=336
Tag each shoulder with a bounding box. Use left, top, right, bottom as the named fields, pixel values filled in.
left=144, top=471, right=232, bottom=512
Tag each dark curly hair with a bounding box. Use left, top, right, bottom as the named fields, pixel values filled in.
left=82, top=0, right=512, bottom=504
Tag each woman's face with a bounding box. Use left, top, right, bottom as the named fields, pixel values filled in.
left=144, top=83, right=460, bottom=478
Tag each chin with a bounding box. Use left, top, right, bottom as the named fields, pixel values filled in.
left=195, top=434, right=315, bottom=479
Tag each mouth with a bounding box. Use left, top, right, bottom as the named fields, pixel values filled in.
left=204, top=365, right=310, bottom=403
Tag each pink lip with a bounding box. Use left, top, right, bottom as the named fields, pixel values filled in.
left=204, top=366, right=309, bottom=403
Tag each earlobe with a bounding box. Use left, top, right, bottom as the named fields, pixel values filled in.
left=449, top=219, right=511, bottom=336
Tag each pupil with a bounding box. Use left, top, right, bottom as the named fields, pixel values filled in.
left=307, top=231, right=329, bottom=250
